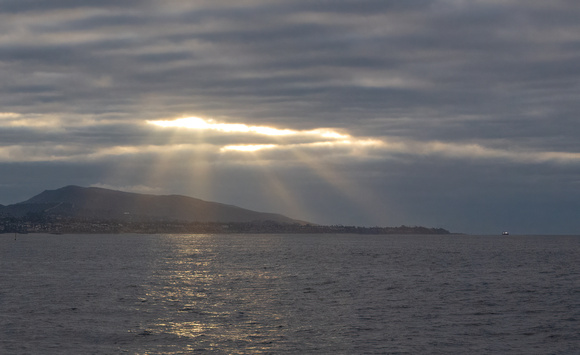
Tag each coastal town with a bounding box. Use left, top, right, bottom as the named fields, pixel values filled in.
left=0, top=215, right=450, bottom=235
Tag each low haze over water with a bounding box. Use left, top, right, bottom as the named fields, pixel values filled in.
left=1, top=234, right=579, bottom=354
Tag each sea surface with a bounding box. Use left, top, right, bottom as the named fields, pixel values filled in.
left=1, top=233, right=579, bottom=354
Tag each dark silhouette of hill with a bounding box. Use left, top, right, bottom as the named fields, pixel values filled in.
left=1, top=185, right=305, bottom=224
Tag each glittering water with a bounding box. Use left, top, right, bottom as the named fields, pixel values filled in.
left=1, top=234, right=579, bottom=354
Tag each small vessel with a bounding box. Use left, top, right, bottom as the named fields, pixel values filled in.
left=502, top=231, right=509, bottom=235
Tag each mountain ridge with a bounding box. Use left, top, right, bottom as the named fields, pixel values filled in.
left=2, top=185, right=307, bottom=224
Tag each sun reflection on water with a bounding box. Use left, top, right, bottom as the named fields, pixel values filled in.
left=135, top=236, right=291, bottom=353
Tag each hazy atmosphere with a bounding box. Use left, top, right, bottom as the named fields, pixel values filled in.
left=2, top=0, right=580, bottom=234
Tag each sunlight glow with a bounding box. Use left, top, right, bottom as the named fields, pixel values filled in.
left=0, top=112, right=21, bottom=118
left=0, top=112, right=61, bottom=128
left=308, top=129, right=350, bottom=139
left=147, top=116, right=350, bottom=139
left=144, top=116, right=580, bottom=165
left=148, top=117, right=298, bottom=136
left=221, top=144, right=277, bottom=152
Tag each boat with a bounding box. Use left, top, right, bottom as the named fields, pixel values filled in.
left=502, top=231, right=509, bottom=235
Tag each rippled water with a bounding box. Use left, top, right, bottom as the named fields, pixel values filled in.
left=1, top=234, right=579, bottom=354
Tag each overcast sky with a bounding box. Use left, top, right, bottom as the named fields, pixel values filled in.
left=1, top=0, right=580, bottom=234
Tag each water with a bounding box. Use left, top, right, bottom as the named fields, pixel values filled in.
left=1, top=234, right=579, bottom=354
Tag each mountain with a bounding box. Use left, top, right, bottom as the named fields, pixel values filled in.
left=1, top=185, right=305, bottom=224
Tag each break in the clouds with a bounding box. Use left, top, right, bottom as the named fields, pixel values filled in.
left=1, top=0, right=580, bottom=234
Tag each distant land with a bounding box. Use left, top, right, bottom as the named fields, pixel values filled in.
left=3, top=185, right=304, bottom=224
left=0, top=186, right=450, bottom=235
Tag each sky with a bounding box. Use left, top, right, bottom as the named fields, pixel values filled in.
left=1, top=0, right=580, bottom=234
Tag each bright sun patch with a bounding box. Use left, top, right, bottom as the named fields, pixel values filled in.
left=147, top=116, right=356, bottom=153
left=148, top=117, right=298, bottom=136
left=147, top=116, right=350, bottom=139
left=220, top=144, right=278, bottom=152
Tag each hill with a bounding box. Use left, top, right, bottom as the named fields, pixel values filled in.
left=1, top=185, right=305, bottom=224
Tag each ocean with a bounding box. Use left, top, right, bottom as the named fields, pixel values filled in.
left=1, top=233, right=579, bottom=354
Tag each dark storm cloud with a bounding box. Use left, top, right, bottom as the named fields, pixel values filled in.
left=2, top=0, right=580, bottom=233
